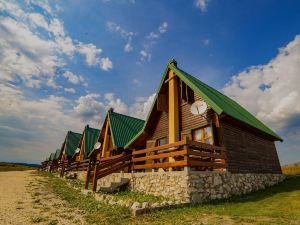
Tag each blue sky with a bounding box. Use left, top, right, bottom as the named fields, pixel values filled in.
left=0, top=0, right=300, bottom=165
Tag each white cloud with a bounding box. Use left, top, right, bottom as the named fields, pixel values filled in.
left=139, top=50, right=151, bottom=62
left=124, top=42, right=133, bottom=52
left=63, top=71, right=84, bottom=84
left=223, top=35, right=300, bottom=131
left=140, top=22, right=168, bottom=63
left=146, top=22, right=168, bottom=40
left=129, top=93, right=156, bottom=119
left=195, top=0, right=210, bottom=12
left=0, top=0, right=112, bottom=90
left=77, top=43, right=113, bottom=70
left=64, top=88, right=76, bottom=93
left=0, top=16, right=61, bottom=87
left=100, top=57, right=113, bottom=71
left=0, top=83, right=84, bottom=163
left=158, top=22, right=168, bottom=34
left=106, top=21, right=136, bottom=53
left=73, top=92, right=155, bottom=126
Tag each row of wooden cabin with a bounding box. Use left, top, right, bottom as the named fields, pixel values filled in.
left=41, top=60, right=282, bottom=190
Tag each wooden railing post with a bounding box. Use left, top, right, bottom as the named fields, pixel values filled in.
left=85, top=158, right=92, bottom=189
left=60, top=160, right=65, bottom=177
left=92, top=163, right=99, bottom=192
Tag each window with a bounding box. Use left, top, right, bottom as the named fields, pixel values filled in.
left=180, top=81, right=194, bottom=103
left=192, top=126, right=213, bottom=144
left=157, top=137, right=167, bottom=146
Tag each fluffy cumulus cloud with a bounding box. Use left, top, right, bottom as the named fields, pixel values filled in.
left=73, top=92, right=155, bottom=127
left=0, top=0, right=114, bottom=163
left=0, top=0, right=112, bottom=89
left=195, top=0, right=210, bottom=12
left=224, top=35, right=300, bottom=133
left=0, top=83, right=84, bottom=162
left=129, top=94, right=156, bottom=119
left=63, top=71, right=85, bottom=85
left=0, top=83, right=156, bottom=163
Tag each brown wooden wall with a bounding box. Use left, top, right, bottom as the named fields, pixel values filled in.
left=179, top=93, right=214, bottom=136
left=221, top=120, right=281, bottom=173
left=148, top=111, right=169, bottom=142
left=146, top=88, right=214, bottom=143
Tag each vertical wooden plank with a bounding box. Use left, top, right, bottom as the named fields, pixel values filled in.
left=101, top=121, right=110, bottom=158
left=168, top=69, right=179, bottom=170
left=92, top=163, right=99, bottom=192
left=85, top=158, right=92, bottom=189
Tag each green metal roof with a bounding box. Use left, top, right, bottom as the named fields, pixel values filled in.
left=63, top=131, right=82, bottom=157
left=77, top=125, right=100, bottom=158
left=125, top=60, right=282, bottom=148
left=49, top=153, right=55, bottom=161
left=107, top=109, right=145, bottom=148
left=54, top=149, right=61, bottom=160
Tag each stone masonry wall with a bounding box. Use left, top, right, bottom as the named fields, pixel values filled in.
left=97, top=171, right=285, bottom=203
left=188, top=172, right=285, bottom=203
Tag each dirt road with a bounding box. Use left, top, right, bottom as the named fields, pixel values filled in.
left=0, top=171, right=86, bottom=225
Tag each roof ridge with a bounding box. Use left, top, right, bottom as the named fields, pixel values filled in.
left=109, top=110, right=145, bottom=122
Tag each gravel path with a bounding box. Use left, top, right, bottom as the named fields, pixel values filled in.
left=0, top=171, right=87, bottom=225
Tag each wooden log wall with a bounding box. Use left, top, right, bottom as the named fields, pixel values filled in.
left=221, top=120, right=282, bottom=173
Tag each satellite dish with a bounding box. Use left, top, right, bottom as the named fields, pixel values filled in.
left=75, top=148, right=80, bottom=153
left=191, top=100, right=207, bottom=115
left=94, top=142, right=101, bottom=150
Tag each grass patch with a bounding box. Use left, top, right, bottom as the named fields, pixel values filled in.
left=0, top=162, right=36, bottom=172
left=39, top=172, right=131, bottom=225
left=48, top=219, right=58, bottom=225
left=39, top=171, right=300, bottom=225
left=31, top=216, right=47, bottom=223
left=282, top=163, right=300, bottom=175
left=107, top=190, right=172, bottom=203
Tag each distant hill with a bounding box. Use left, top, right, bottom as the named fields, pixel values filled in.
left=0, top=162, right=39, bottom=172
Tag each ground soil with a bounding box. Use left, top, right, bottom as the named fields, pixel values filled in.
left=0, top=170, right=87, bottom=225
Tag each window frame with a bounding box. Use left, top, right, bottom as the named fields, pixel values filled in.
left=191, top=125, right=214, bottom=145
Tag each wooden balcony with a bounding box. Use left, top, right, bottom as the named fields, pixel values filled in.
left=132, top=138, right=226, bottom=171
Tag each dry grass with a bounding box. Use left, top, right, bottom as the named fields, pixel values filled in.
left=282, top=163, right=300, bottom=175
left=0, top=162, right=36, bottom=172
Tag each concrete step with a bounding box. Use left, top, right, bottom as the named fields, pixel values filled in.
left=99, top=178, right=130, bottom=193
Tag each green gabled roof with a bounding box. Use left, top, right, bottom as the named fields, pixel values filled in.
left=63, top=131, right=82, bottom=157
left=54, top=149, right=61, bottom=160
left=49, top=153, right=55, bottom=161
left=82, top=125, right=100, bottom=158
left=107, top=109, right=145, bottom=148
left=125, top=60, right=282, bottom=147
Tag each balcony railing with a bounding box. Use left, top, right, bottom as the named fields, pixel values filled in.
left=132, top=138, right=226, bottom=171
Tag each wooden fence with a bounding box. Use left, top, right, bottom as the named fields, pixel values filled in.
left=91, top=153, right=132, bottom=191
left=132, top=138, right=226, bottom=171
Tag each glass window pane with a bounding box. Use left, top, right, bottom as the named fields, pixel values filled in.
left=204, top=126, right=212, bottom=138
left=192, top=129, right=202, bottom=141
left=205, top=137, right=213, bottom=144
left=157, top=137, right=167, bottom=146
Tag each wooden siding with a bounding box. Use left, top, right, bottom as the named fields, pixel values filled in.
left=221, top=120, right=281, bottom=173
left=148, top=111, right=169, bottom=142
left=179, top=93, right=214, bottom=135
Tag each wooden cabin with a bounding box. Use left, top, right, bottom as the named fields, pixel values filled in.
left=126, top=60, right=282, bottom=174
left=60, top=131, right=82, bottom=162
left=73, top=125, right=100, bottom=161
left=95, top=108, right=144, bottom=160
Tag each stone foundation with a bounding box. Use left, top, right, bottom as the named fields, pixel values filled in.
left=97, top=171, right=285, bottom=203
left=64, top=171, right=87, bottom=182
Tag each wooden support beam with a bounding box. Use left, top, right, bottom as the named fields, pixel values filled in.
left=101, top=121, right=110, bottom=158
left=168, top=69, right=179, bottom=170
